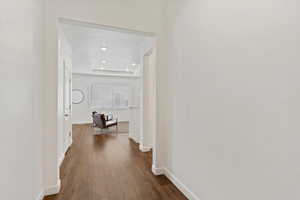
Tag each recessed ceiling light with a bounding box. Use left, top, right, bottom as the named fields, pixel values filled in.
left=101, top=47, right=108, bottom=51
left=101, top=60, right=107, bottom=64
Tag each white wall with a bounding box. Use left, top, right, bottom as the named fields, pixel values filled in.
left=162, top=1, right=300, bottom=200
left=0, top=0, right=44, bottom=199
left=44, top=0, right=166, bottom=188
left=72, top=74, right=140, bottom=123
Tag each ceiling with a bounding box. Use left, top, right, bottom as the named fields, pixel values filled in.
left=62, top=23, right=153, bottom=75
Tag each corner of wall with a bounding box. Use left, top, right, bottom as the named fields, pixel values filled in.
left=139, top=143, right=152, bottom=152
left=151, top=165, right=164, bottom=175
left=44, top=179, right=61, bottom=196
left=129, top=135, right=140, bottom=144
left=35, top=190, right=45, bottom=200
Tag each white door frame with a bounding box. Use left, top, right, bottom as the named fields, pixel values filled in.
left=140, top=48, right=160, bottom=175
left=57, top=18, right=160, bottom=175
left=63, top=58, right=73, bottom=154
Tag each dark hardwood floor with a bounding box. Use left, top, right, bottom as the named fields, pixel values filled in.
left=44, top=123, right=187, bottom=200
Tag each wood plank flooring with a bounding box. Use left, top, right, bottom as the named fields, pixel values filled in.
left=44, top=123, right=187, bottom=200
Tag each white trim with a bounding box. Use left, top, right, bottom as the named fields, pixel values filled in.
left=58, top=154, right=65, bottom=168
left=73, top=71, right=140, bottom=79
left=151, top=165, right=164, bottom=176
left=64, top=137, right=73, bottom=154
left=44, top=179, right=61, bottom=196
left=35, top=190, right=44, bottom=200
left=59, top=137, right=73, bottom=167
left=141, top=47, right=158, bottom=178
left=92, top=68, right=136, bottom=74
left=139, top=144, right=152, bottom=152
left=163, top=168, right=201, bottom=200
left=129, top=135, right=140, bottom=144
left=59, top=18, right=156, bottom=38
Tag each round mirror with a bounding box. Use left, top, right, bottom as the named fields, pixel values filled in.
left=72, top=89, right=85, bottom=104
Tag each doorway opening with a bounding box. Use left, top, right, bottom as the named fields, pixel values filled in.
left=57, top=18, right=158, bottom=176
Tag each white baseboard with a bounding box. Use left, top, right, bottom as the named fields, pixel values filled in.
left=59, top=137, right=73, bottom=167
left=35, top=190, right=44, bottom=200
left=64, top=138, right=73, bottom=154
left=44, top=179, right=61, bottom=196
left=163, top=168, right=200, bottom=200
left=139, top=144, right=152, bottom=152
left=58, top=154, right=65, bottom=168
left=54, top=139, right=71, bottom=198
left=152, top=165, right=164, bottom=175
left=72, top=121, right=91, bottom=125
left=129, top=135, right=140, bottom=144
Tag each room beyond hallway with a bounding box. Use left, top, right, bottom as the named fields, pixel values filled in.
left=44, top=123, right=187, bottom=200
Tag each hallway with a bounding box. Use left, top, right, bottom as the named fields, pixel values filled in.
left=44, top=124, right=187, bottom=200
